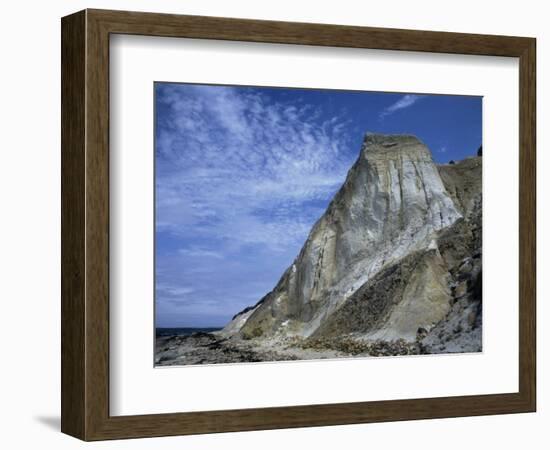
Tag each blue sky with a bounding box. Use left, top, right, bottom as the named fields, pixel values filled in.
left=155, top=83, right=481, bottom=328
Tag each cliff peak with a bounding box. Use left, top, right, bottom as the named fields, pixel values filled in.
left=360, top=132, right=432, bottom=162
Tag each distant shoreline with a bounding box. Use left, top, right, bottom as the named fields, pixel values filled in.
left=155, top=327, right=223, bottom=338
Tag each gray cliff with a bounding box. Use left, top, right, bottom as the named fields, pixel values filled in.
left=222, top=133, right=481, bottom=352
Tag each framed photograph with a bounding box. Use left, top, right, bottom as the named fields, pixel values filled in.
left=61, top=9, right=536, bottom=440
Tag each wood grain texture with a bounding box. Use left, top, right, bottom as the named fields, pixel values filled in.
left=61, top=8, right=537, bottom=441
left=85, top=10, right=111, bottom=439
left=61, top=10, right=86, bottom=439
left=518, top=39, right=536, bottom=410
left=89, top=8, right=532, bottom=56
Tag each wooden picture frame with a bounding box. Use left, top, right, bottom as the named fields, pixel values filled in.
left=61, top=9, right=536, bottom=441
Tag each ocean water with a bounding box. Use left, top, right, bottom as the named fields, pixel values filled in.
left=155, top=327, right=222, bottom=338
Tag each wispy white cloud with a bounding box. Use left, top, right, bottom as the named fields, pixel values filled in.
left=379, top=94, right=424, bottom=119
left=156, top=283, right=195, bottom=297
left=156, top=84, right=354, bottom=252
left=439, top=145, right=447, bottom=153
left=178, top=247, right=225, bottom=259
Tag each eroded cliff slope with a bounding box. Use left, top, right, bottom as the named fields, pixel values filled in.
left=222, top=134, right=481, bottom=352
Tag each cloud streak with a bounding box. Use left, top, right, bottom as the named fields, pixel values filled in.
left=379, top=94, right=424, bottom=119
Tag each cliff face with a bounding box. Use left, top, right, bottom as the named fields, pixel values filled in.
left=222, top=133, right=482, bottom=348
